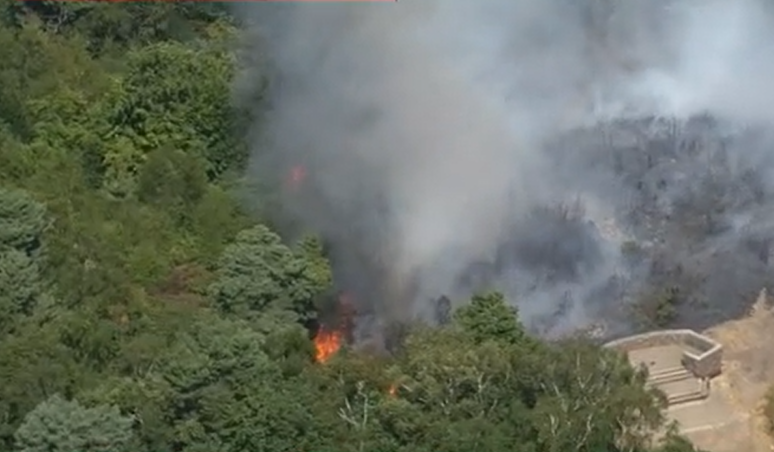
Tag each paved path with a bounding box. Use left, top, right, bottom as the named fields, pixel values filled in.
left=628, top=345, right=685, bottom=373
left=666, top=376, right=756, bottom=452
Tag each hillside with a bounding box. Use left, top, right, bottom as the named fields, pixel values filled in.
left=0, top=2, right=723, bottom=452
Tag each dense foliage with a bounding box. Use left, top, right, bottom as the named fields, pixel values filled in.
left=0, top=2, right=705, bottom=451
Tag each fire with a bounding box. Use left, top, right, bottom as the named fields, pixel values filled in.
left=388, top=384, right=397, bottom=397
left=286, top=165, right=307, bottom=191
left=314, top=326, right=342, bottom=363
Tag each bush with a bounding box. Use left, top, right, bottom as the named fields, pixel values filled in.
left=764, top=385, right=774, bottom=434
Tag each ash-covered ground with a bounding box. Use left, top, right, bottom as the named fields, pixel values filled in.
left=455, top=115, right=774, bottom=339
left=342, top=115, right=774, bottom=343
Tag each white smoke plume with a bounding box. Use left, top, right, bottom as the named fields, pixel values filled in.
left=235, top=0, right=774, bottom=339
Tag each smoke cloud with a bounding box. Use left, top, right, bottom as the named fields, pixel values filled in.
left=236, top=0, right=774, bottom=340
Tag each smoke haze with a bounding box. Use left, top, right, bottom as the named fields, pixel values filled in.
left=236, top=0, right=774, bottom=339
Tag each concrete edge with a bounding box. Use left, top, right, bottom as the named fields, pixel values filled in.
left=604, top=329, right=723, bottom=379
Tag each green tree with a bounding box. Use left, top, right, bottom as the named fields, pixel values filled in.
left=0, top=249, right=51, bottom=335
left=4, top=1, right=230, bottom=52
left=0, top=323, right=87, bottom=448
left=105, top=38, right=241, bottom=182
left=208, top=225, right=332, bottom=323
left=150, top=315, right=319, bottom=452
left=453, top=291, right=530, bottom=346
left=136, top=146, right=208, bottom=224
left=14, top=394, right=134, bottom=452
left=190, top=185, right=250, bottom=262
left=0, top=186, right=48, bottom=255
left=392, top=326, right=528, bottom=451
left=533, top=340, right=666, bottom=452
left=305, top=292, right=674, bottom=452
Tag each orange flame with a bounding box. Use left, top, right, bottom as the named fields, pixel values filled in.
left=314, top=326, right=342, bottom=363
left=388, top=384, right=397, bottom=397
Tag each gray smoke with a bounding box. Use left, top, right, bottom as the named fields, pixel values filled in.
left=236, top=0, right=774, bottom=339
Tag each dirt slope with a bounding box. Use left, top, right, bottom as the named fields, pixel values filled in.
left=683, top=289, right=774, bottom=452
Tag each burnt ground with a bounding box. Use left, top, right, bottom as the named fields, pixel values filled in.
left=488, top=115, right=774, bottom=337
left=298, top=114, right=774, bottom=351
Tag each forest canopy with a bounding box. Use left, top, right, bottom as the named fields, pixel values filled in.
left=0, top=1, right=704, bottom=451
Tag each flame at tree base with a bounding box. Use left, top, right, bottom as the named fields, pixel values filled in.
left=286, top=165, right=308, bottom=191
left=314, top=326, right=343, bottom=363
